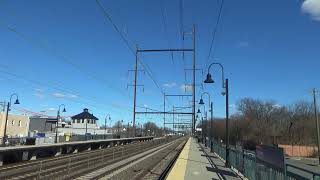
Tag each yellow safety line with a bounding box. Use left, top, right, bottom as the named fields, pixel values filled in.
left=166, top=137, right=191, bottom=180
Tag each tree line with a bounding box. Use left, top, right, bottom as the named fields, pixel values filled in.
left=106, top=121, right=175, bottom=137
left=201, top=98, right=318, bottom=147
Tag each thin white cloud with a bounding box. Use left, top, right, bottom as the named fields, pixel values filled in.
left=236, top=41, right=249, bottom=48
left=33, top=88, right=45, bottom=98
left=48, top=107, right=56, bottom=111
left=180, top=84, right=192, bottom=92
left=34, top=88, right=44, bottom=92
left=34, top=92, right=45, bottom=98
left=68, top=94, right=78, bottom=99
left=163, top=82, right=177, bottom=88
left=302, top=0, right=320, bottom=21
left=52, top=93, right=65, bottom=98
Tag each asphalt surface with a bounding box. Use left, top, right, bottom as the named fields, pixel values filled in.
left=286, top=157, right=320, bottom=179
left=166, top=138, right=241, bottom=180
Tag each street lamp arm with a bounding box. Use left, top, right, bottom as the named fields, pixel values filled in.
left=9, top=93, right=19, bottom=105
left=58, top=104, right=66, bottom=112
left=201, top=92, right=211, bottom=105
left=207, top=62, right=225, bottom=88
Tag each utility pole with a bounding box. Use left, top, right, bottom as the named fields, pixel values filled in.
left=312, top=88, right=320, bottom=164
left=192, top=24, right=196, bottom=136
left=55, top=110, right=60, bottom=143
left=173, top=106, right=175, bottom=134
left=132, top=28, right=195, bottom=137
left=225, top=78, right=230, bottom=167
left=140, top=123, right=142, bottom=136
left=127, top=122, right=129, bottom=138
left=104, top=117, right=107, bottom=139
left=210, top=102, right=213, bottom=149
left=205, top=111, right=208, bottom=147
left=201, top=116, right=204, bottom=142
left=164, top=93, right=166, bottom=135
left=85, top=119, right=88, bottom=140
left=133, top=46, right=138, bottom=137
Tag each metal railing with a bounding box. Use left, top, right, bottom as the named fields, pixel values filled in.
left=210, top=139, right=320, bottom=180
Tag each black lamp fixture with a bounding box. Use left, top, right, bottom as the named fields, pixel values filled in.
left=197, top=109, right=201, bottom=114
left=3, top=93, right=21, bottom=146
left=204, top=73, right=214, bottom=84
left=199, top=98, right=205, bottom=105
left=14, top=98, right=20, bottom=105
left=62, top=107, right=66, bottom=112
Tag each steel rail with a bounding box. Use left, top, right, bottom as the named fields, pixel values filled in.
left=0, top=137, right=176, bottom=179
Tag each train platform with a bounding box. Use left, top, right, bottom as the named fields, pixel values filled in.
left=166, top=137, right=241, bottom=180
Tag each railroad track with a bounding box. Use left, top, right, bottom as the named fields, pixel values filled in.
left=0, top=136, right=177, bottom=180
left=156, top=139, right=185, bottom=180
left=135, top=137, right=187, bottom=180
left=84, top=137, right=187, bottom=180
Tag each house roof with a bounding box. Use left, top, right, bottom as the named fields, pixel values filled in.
left=71, top=108, right=98, bottom=120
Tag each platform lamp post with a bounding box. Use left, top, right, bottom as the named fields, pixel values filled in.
left=200, top=105, right=206, bottom=145
left=197, top=108, right=203, bottom=142
left=55, top=104, right=66, bottom=143
left=204, top=62, right=230, bottom=167
left=312, top=88, right=320, bottom=164
left=199, top=92, right=212, bottom=147
left=105, top=114, right=111, bottom=139
left=140, top=123, right=143, bottom=136
left=3, top=93, right=20, bottom=146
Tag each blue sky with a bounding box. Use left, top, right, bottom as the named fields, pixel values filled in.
left=0, top=0, right=320, bottom=127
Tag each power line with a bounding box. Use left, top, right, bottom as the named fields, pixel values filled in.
left=160, top=0, right=174, bottom=64
left=3, top=25, right=132, bottom=100
left=206, top=0, right=224, bottom=68
left=178, top=0, right=189, bottom=86
left=136, top=105, right=162, bottom=113
left=179, top=0, right=184, bottom=37
left=0, top=67, right=133, bottom=114
left=96, top=0, right=171, bottom=104
left=95, top=0, right=136, bottom=55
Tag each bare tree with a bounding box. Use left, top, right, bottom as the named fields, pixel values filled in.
left=208, top=98, right=316, bottom=148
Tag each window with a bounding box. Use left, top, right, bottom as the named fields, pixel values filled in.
left=18, top=120, right=22, bottom=127
left=82, top=119, right=84, bottom=123
left=11, top=120, right=15, bottom=126
left=77, top=119, right=80, bottom=123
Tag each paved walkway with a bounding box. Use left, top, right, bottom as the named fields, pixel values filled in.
left=166, top=137, right=241, bottom=180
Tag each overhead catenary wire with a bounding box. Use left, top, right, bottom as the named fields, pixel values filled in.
left=0, top=70, right=130, bottom=115
left=0, top=67, right=133, bottom=114
left=178, top=0, right=188, bottom=86
left=179, top=0, right=184, bottom=37
left=3, top=25, right=132, bottom=101
left=96, top=0, right=172, bottom=105
left=205, top=0, right=224, bottom=69
left=136, top=105, right=162, bottom=113
left=160, top=0, right=174, bottom=64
